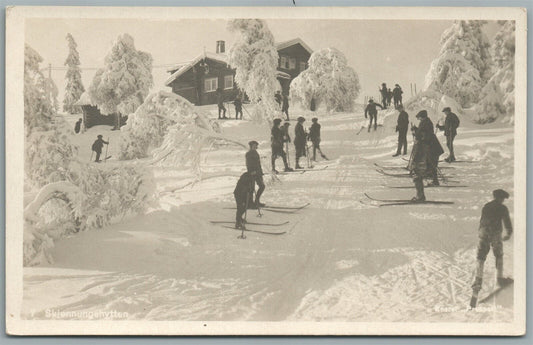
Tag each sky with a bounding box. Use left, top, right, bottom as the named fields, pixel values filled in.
left=25, top=18, right=498, bottom=106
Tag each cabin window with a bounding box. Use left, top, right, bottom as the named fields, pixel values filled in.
left=299, top=61, right=307, bottom=72
left=280, top=56, right=288, bottom=69
left=224, top=75, right=234, bottom=89
left=289, top=57, right=296, bottom=70
left=204, top=77, right=218, bottom=93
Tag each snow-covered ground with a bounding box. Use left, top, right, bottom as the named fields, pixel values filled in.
left=23, top=105, right=514, bottom=322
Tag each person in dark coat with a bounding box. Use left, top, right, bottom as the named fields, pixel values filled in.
left=233, top=172, right=254, bottom=229
left=393, top=105, right=409, bottom=157
left=275, top=91, right=282, bottom=110
left=364, top=99, right=383, bottom=132
left=308, top=117, right=328, bottom=161
left=471, top=189, right=513, bottom=303
left=294, top=117, right=307, bottom=169
left=245, top=140, right=265, bottom=208
left=379, top=83, right=388, bottom=109
left=271, top=119, right=292, bottom=173
left=74, top=118, right=82, bottom=134
left=437, top=107, right=460, bottom=162
left=216, top=88, right=227, bottom=119
left=393, top=84, right=403, bottom=108
left=281, top=94, right=290, bottom=121
left=408, top=110, right=444, bottom=201
left=91, top=135, right=109, bottom=163
left=233, top=95, right=243, bottom=120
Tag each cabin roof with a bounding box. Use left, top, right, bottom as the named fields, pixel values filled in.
left=164, top=52, right=229, bottom=86
left=276, top=38, right=313, bottom=55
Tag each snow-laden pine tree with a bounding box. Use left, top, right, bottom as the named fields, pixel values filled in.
left=424, top=20, right=492, bottom=108
left=474, top=21, right=515, bottom=124
left=290, top=48, right=360, bottom=112
left=227, top=19, right=279, bottom=122
left=89, top=33, right=153, bottom=127
left=63, top=33, right=85, bottom=114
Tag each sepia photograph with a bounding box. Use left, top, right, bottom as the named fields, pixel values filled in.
left=5, top=6, right=527, bottom=335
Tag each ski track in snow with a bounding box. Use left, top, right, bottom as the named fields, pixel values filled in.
left=24, top=107, right=514, bottom=322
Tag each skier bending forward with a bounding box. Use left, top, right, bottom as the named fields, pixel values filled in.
left=233, top=172, right=254, bottom=230
left=364, top=99, right=383, bottom=132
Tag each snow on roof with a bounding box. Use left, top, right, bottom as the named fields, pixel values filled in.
left=165, top=52, right=229, bottom=86
left=74, top=92, right=95, bottom=106
left=276, top=38, right=313, bottom=55
left=276, top=71, right=291, bottom=79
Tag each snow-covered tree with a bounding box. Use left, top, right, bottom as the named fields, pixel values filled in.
left=474, top=21, right=515, bottom=124
left=424, top=21, right=492, bottom=108
left=290, top=48, right=360, bottom=112
left=89, top=33, right=153, bottom=127
left=227, top=19, right=279, bottom=122
left=63, top=33, right=85, bottom=114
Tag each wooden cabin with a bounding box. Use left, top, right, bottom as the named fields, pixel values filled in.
left=165, top=38, right=312, bottom=106
left=74, top=92, right=125, bottom=129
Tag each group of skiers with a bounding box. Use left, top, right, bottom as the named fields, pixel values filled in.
left=217, top=88, right=245, bottom=120
left=379, top=83, right=403, bottom=109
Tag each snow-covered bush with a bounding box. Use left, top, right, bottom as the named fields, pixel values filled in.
left=424, top=21, right=491, bottom=108
left=89, top=33, right=153, bottom=118
left=291, top=48, right=360, bottom=112
left=63, top=33, right=85, bottom=114
left=227, top=19, right=279, bottom=122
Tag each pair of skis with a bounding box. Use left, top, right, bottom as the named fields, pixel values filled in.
left=362, top=193, right=454, bottom=207
left=275, top=165, right=328, bottom=175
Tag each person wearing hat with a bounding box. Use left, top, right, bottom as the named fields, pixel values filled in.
left=294, top=117, right=307, bottom=169
left=470, top=189, right=513, bottom=307
left=393, top=84, right=403, bottom=108
left=216, top=88, right=227, bottom=119
left=393, top=105, right=409, bottom=157
left=308, top=117, right=328, bottom=161
left=364, top=99, right=383, bottom=132
left=233, top=94, right=243, bottom=120
left=379, top=83, right=388, bottom=109
left=281, top=93, right=290, bottom=121
left=271, top=119, right=293, bottom=173
left=245, top=140, right=265, bottom=208
left=91, top=134, right=109, bottom=163
left=233, top=172, right=254, bottom=230
left=74, top=118, right=83, bottom=134
left=436, top=107, right=460, bottom=162
left=408, top=110, right=444, bottom=201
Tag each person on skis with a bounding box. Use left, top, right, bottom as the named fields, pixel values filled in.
left=271, top=118, right=293, bottom=173
left=245, top=140, right=265, bottom=209
left=393, top=105, right=409, bottom=157
left=216, top=88, right=227, bottom=119
left=379, top=83, right=388, bottom=109
left=309, top=117, right=328, bottom=161
left=294, top=117, right=307, bottom=169
left=233, top=172, right=254, bottom=230
left=275, top=90, right=282, bottom=110
left=91, top=135, right=109, bottom=163
left=387, top=88, right=393, bottom=107
left=471, top=189, right=513, bottom=307
left=281, top=94, right=290, bottom=121
left=393, top=84, right=403, bottom=108
left=74, top=118, right=82, bottom=134
left=436, top=107, right=460, bottom=162
left=408, top=110, right=444, bottom=201
left=364, top=99, right=383, bottom=132
left=233, top=94, right=243, bottom=120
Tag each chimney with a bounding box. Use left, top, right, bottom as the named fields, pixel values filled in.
left=216, top=40, right=225, bottom=54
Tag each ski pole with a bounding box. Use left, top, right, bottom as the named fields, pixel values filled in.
left=104, top=137, right=109, bottom=163
left=252, top=188, right=262, bottom=217
left=89, top=150, right=94, bottom=163
left=285, top=141, right=291, bottom=168
left=239, top=190, right=251, bottom=239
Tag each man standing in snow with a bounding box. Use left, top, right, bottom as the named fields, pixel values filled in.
left=91, top=135, right=109, bottom=163
left=275, top=91, right=282, bottom=110
left=309, top=117, right=328, bottom=161
left=233, top=94, right=243, bottom=120
left=364, top=99, right=383, bottom=132
left=379, top=83, right=388, bottom=109
left=437, top=107, right=460, bottom=162
left=216, top=88, right=227, bottom=119
left=233, top=172, right=254, bottom=229
left=271, top=119, right=293, bottom=173
left=294, top=117, right=307, bottom=169
left=245, top=140, right=265, bottom=208
left=393, top=84, right=403, bottom=108
left=281, top=94, right=290, bottom=121
left=393, top=105, right=409, bottom=157
left=471, top=189, right=513, bottom=307
left=74, top=118, right=82, bottom=134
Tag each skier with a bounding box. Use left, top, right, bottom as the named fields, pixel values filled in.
left=91, top=135, right=109, bottom=163
left=271, top=118, right=293, bottom=173
left=393, top=84, right=403, bottom=108
left=309, top=117, right=328, bottom=161
left=379, top=83, right=388, bottom=109
left=436, top=107, right=460, bottom=162
left=294, top=117, right=307, bottom=169
left=364, top=99, right=383, bottom=132
left=471, top=189, right=513, bottom=307
left=245, top=140, right=265, bottom=208
left=74, top=118, right=82, bottom=134
left=275, top=91, right=282, bottom=110
left=408, top=110, right=444, bottom=201
left=233, top=171, right=254, bottom=230
left=281, top=94, right=290, bottom=121
left=216, top=88, right=227, bottom=119
left=393, top=105, right=409, bottom=157
left=233, top=94, right=243, bottom=120
left=387, top=88, right=393, bottom=107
